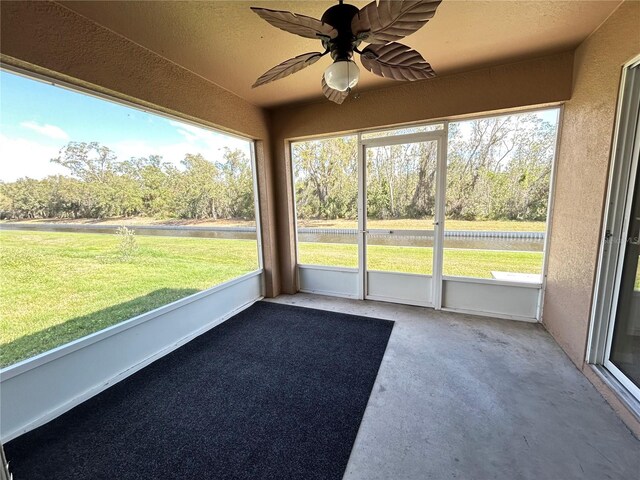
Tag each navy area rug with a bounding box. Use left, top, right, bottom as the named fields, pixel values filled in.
left=5, top=301, right=393, bottom=480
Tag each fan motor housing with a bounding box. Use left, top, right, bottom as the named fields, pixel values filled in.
left=321, top=3, right=360, bottom=61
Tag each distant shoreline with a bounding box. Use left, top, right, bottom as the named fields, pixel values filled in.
left=0, top=217, right=255, bottom=228
left=0, top=216, right=547, bottom=232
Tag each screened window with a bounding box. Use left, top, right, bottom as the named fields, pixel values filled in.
left=291, top=110, right=559, bottom=284
left=0, top=69, right=261, bottom=367
left=443, top=109, right=559, bottom=282
left=292, top=135, right=358, bottom=268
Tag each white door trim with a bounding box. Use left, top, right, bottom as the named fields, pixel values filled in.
left=432, top=122, right=448, bottom=309
left=360, top=132, right=446, bottom=307
left=357, top=132, right=366, bottom=300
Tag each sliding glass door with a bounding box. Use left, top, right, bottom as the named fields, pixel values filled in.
left=590, top=56, right=640, bottom=402
left=606, top=163, right=640, bottom=396
left=362, top=134, right=445, bottom=306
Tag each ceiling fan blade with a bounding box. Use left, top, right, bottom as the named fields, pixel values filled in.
left=253, top=52, right=324, bottom=88
left=352, top=0, right=442, bottom=44
left=360, top=43, right=435, bottom=81
left=322, top=75, right=349, bottom=104
left=251, top=7, right=338, bottom=40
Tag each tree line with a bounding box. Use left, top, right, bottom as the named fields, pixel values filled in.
left=0, top=142, right=256, bottom=220
left=293, top=113, right=555, bottom=221
left=1, top=113, right=555, bottom=223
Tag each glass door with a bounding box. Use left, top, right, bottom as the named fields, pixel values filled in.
left=589, top=57, right=640, bottom=399
left=606, top=162, right=640, bottom=398
left=361, top=134, right=445, bottom=306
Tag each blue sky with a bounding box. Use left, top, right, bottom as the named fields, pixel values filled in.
left=0, top=69, right=250, bottom=182
left=0, top=68, right=558, bottom=183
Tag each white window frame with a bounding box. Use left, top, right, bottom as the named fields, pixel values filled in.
left=1, top=63, right=264, bottom=271
left=0, top=64, right=266, bottom=360
left=290, top=107, right=561, bottom=321
left=289, top=132, right=360, bottom=285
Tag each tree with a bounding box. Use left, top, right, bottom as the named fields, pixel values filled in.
left=1, top=114, right=556, bottom=224
left=50, top=142, right=142, bottom=218
left=292, top=114, right=556, bottom=224
left=218, top=148, right=255, bottom=219
left=52, top=142, right=117, bottom=183
left=293, top=136, right=357, bottom=220
left=172, top=153, right=221, bottom=219
left=120, top=155, right=173, bottom=217
left=409, top=142, right=438, bottom=217
left=445, top=114, right=554, bottom=221
left=1, top=178, right=50, bottom=218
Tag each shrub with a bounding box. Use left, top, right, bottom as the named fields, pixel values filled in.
left=116, top=226, right=138, bottom=261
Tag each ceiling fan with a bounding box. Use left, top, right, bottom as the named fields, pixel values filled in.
left=251, top=0, right=442, bottom=104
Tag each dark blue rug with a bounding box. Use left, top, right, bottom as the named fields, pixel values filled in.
left=5, top=301, right=393, bottom=480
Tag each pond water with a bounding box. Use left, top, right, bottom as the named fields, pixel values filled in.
left=0, top=224, right=544, bottom=252
left=297, top=232, right=543, bottom=252
left=0, top=223, right=258, bottom=241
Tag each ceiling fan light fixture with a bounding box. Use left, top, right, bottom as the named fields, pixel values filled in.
left=324, top=60, right=360, bottom=92
left=251, top=1, right=442, bottom=103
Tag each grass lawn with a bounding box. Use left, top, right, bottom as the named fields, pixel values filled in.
left=0, top=230, right=259, bottom=367
left=1, top=228, right=543, bottom=367
left=298, top=242, right=543, bottom=276
left=297, top=218, right=546, bottom=232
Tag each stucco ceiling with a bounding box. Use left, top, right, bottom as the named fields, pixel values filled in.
left=58, top=0, right=622, bottom=108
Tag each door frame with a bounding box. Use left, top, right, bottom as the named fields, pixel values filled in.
left=357, top=128, right=448, bottom=307
left=588, top=54, right=640, bottom=402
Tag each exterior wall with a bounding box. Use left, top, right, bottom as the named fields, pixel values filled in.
left=0, top=0, right=281, bottom=296
left=268, top=52, right=574, bottom=293
left=543, top=0, right=640, bottom=435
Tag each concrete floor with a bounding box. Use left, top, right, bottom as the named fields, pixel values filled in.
left=267, top=294, right=640, bottom=480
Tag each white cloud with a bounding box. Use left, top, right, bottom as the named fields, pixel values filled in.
left=174, top=127, right=199, bottom=143
left=107, top=122, right=250, bottom=168
left=110, top=139, right=224, bottom=168
left=0, top=134, right=67, bottom=181
left=19, top=121, right=69, bottom=140
left=169, top=120, right=250, bottom=159
left=0, top=119, right=252, bottom=182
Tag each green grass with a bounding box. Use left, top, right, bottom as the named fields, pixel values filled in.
left=297, top=218, right=546, bottom=232
left=0, top=228, right=544, bottom=368
left=297, top=242, right=543, bottom=277
left=0, top=230, right=259, bottom=367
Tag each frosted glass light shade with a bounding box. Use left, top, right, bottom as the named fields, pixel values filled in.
left=324, top=60, right=360, bottom=92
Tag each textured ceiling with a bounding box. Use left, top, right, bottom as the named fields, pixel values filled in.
left=59, top=0, right=622, bottom=108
